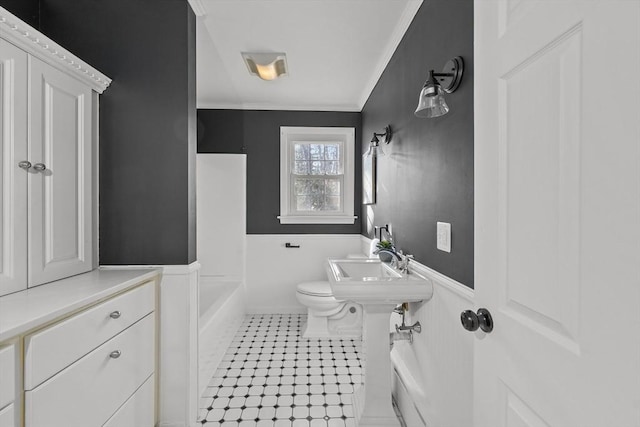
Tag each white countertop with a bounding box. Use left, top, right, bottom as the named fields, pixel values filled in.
left=0, top=268, right=161, bottom=342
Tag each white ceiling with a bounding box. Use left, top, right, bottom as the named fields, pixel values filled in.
left=190, top=0, right=423, bottom=111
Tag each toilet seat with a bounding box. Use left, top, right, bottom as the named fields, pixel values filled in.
left=296, top=281, right=335, bottom=298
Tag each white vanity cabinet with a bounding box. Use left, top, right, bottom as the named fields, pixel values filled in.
left=0, top=269, right=159, bottom=427
left=0, top=7, right=111, bottom=297
left=27, top=57, right=95, bottom=288
left=0, top=342, right=17, bottom=427
left=0, top=38, right=29, bottom=296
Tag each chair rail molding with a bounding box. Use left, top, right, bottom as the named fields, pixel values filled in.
left=0, top=6, right=112, bottom=93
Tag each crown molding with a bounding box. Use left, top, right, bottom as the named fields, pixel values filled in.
left=357, top=0, right=423, bottom=109
left=0, top=7, right=112, bottom=94
left=197, top=101, right=361, bottom=112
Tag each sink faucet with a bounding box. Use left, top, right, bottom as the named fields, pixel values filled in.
left=376, top=249, right=414, bottom=274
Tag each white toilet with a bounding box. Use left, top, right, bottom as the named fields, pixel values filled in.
left=296, top=281, right=362, bottom=338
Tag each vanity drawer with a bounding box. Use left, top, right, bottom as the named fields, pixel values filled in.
left=103, top=375, right=155, bottom=427
left=25, top=281, right=154, bottom=389
left=25, top=314, right=155, bottom=427
left=0, top=403, right=14, bottom=427
left=0, top=344, right=15, bottom=409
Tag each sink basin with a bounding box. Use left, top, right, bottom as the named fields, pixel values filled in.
left=326, top=257, right=434, bottom=426
left=326, top=258, right=433, bottom=304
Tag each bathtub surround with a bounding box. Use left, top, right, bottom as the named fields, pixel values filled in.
left=197, top=109, right=362, bottom=234
left=361, top=0, right=474, bottom=288
left=197, top=154, right=246, bottom=280
left=199, top=280, right=245, bottom=399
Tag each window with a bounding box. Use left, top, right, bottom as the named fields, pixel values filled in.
left=279, top=127, right=356, bottom=224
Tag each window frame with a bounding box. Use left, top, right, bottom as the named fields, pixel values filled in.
left=279, top=126, right=356, bottom=224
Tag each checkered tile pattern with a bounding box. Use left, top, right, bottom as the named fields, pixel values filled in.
left=198, top=314, right=364, bottom=426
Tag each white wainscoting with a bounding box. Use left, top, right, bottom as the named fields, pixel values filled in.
left=103, top=263, right=201, bottom=427
left=157, top=263, right=200, bottom=427
left=245, top=235, right=362, bottom=314
left=361, top=237, right=475, bottom=427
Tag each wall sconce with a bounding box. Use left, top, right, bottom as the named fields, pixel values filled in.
left=415, top=56, right=464, bottom=118
left=241, top=52, right=288, bottom=81
left=366, top=125, right=392, bottom=157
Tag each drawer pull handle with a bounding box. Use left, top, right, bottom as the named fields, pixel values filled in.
left=109, top=350, right=121, bottom=359
left=109, top=311, right=121, bottom=319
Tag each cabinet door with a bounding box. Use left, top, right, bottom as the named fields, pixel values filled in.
left=28, top=58, right=93, bottom=287
left=0, top=40, right=28, bottom=296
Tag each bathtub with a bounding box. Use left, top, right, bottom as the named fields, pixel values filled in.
left=391, top=339, right=428, bottom=427
left=198, top=277, right=245, bottom=397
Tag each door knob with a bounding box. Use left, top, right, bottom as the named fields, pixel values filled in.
left=476, top=308, right=494, bottom=333
left=18, top=160, right=32, bottom=170
left=460, top=308, right=494, bottom=333
left=460, top=310, right=479, bottom=331
left=33, top=163, right=47, bottom=172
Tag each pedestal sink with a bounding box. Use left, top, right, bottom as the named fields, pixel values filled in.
left=325, top=258, right=433, bottom=427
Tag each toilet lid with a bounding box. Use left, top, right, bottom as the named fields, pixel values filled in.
left=297, top=281, right=334, bottom=297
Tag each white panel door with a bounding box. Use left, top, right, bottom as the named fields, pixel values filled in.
left=474, top=1, right=640, bottom=426
left=0, top=39, right=28, bottom=296
left=28, top=57, right=92, bottom=287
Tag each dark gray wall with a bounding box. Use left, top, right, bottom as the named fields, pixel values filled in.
left=0, top=0, right=39, bottom=28
left=362, top=0, right=474, bottom=287
left=198, top=110, right=362, bottom=234
left=39, top=0, right=197, bottom=265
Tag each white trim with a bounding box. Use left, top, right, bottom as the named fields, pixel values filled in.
left=409, top=260, right=474, bottom=301
left=187, top=0, right=208, bottom=17
left=277, top=215, right=357, bottom=224
left=356, top=0, right=423, bottom=109
left=100, top=261, right=202, bottom=276
left=279, top=127, right=356, bottom=225
left=248, top=234, right=362, bottom=240
left=196, top=101, right=361, bottom=112
left=359, top=235, right=474, bottom=301
left=0, top=7, right=112, bottom=93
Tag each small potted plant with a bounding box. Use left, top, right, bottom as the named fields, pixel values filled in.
left=375, top=240, right=396, bottom=262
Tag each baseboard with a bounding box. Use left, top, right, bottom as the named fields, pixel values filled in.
left=246, top=306, right=307, bottom=315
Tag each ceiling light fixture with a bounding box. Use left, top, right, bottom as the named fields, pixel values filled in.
left=415, top=56, right=464, bottom=118
left=241, top=52, right=288, bottom=81
left=366, top=125, right=392, bottom=158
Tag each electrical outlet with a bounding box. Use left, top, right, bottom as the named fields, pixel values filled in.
left=437, top=222, right=451, bottom=253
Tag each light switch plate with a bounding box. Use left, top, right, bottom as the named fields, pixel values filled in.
left=437, top=222, right=451, bottom=253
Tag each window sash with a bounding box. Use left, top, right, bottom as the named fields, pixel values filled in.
left=279, top=126, right=356, bottom=225
left=289, top=175, right=345, bottom=215
left=290, top=141, right=344, bottom=176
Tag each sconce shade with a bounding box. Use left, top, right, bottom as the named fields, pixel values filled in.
left=365, top=125, right=392, bottom=157
left=415, top=80, right=449, bottom=118
left=414, top=57, right=463, bottom=118
left=366, top=140, right=385, bottom=157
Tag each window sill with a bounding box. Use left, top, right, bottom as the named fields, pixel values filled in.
left=277, top=215, right=357, bottom=225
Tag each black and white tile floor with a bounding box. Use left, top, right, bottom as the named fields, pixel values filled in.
left=198, top=314, right=364, bottom=427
